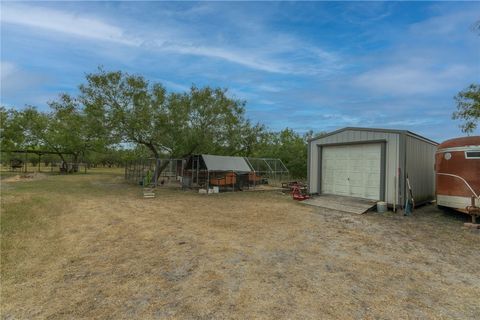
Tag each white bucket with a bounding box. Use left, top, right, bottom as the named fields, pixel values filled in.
left=377, top=201, right=387, bottom=213
left=213, top=186, right=219, bottom=193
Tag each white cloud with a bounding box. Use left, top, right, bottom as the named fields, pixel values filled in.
left=156, top=79, right=190, bottom=92
left=321, top=113, right=363, bottom=125
left=258, top=99, right=276, bottom=105
left=0, top=61, right=53, bottom=107
left=340, top=2, right=394, bottom=26
left=0, top=61, right=16, bottom=81
left=385, top=118, right=443, bottom=126
left=159, top=43, right=289, bottom=74
left=1, top=4, right=138, bottom=46
left=408, top=8, right=479, bottom=37
left=1, top=61, right=44, bottom=95
left=257, top=84, right=282, bottom=93
left=350, top=5, right=479, bottom=97
left=353, top=63, right=471, bottom=95
left=1, top=3, right=342, bottom=75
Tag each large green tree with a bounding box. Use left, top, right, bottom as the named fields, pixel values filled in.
left=0, top=107, right=51, bottom=152
left=1, top=95, right=108, bottom=171
left=3, top=69, right=324, bottom=179
left=452, top=83, right=480, bottom=134
left=78, top=69, right=264, bottom=160
left=1, top=107, right=24, bottom=151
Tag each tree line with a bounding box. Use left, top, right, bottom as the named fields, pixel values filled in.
left=1, top=69, right=321, bottom=178
left=2, top=68, right=478, bottom=178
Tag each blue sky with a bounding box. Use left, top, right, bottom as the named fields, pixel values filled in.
left=1, top=1, right=479, bottom=141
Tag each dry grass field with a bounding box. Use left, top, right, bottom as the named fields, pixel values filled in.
left=1, top=169, right=479, bottom=319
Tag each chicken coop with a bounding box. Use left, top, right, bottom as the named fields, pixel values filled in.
left=182, top=154, right=289, bottom=192
left=124, top=158, right=184, bottom=186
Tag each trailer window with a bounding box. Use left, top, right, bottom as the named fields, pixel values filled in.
left=465, top=151, right=480, bottom=159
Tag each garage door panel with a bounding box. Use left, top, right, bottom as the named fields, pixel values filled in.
left=366, top=174, right=380, bottom=186
left=365, top=187, right=380, bottom=199
left=333, top=186, right=349, bottom=195
left=351, top=163, right=363, bottom=171
left=348, top=173, right=363, bottom=187
left=350, top=186, right=366, bottom=198
left=365, top=160, right=380, bottom=170
left=321, top=144, right=381, bottom=200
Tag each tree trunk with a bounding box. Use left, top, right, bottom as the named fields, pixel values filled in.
left=145, top=142, right=159, bottom=159
left=154, top=159, right=170, bottom=186
left=57, top=153, right=68, bottom=174
left=71, top=154, right=79, bottom=173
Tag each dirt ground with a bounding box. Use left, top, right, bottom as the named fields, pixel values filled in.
left=2, top=172, right=48, bottom=183
left=1, top=170, right=479, bottom=319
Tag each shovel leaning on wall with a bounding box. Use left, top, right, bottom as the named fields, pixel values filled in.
left=404, top=175, right=415, bottom=216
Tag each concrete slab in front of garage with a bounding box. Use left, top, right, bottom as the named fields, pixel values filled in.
left=302, top=194, right=377, bottom=214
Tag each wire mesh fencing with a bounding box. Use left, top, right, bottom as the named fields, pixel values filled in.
left=124, top=158, right=184, bottom=186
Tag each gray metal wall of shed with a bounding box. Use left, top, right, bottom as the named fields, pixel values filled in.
left=308, top=129, right=400, bottom=204
left=405, top=135, right=437, bottom=204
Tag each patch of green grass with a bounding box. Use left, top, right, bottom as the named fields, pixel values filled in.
left=0, top=193, right=65, bottom=281
left=0, top=169, right=131, bottom=281
left=2, top=171, right=133, bottom=198
left=0, top=171, right=18, bottom=179
left=1, top=194, right=50, bottom=236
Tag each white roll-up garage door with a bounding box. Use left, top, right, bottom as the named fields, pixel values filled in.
left=321, top=143, right=381, bottom=200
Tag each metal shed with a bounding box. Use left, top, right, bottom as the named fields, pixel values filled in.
left=307, top=127, right=438, bottom=207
